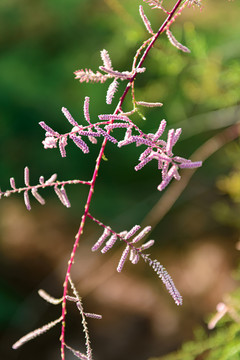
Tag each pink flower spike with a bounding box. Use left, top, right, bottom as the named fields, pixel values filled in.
left=100, top=49, right=112, bottom=70
left=131, top=226, right=151, bottom=244
left=173, top=156, right=191, bottom=163
left=101, top=234, right=118, bottom=253
left=24, top=190, right=31, bottom=211
left=31, top=188, right=45, bottom=205
left=139, top=239, right=154, bottom=251
left=139, top=147, right=152, bottom=161
left=124, top=225, right=141, bottom=240
left=161, top=161, right=170, bottom=178
left=61, top=107, right=79, bottom=127
left=106, top=79, right=118, bottom=105
left=118, top=137, right=134, bottom=148
left=134, top=155, right=153, bottom=171
left=178, top=161, right=202, bottom=169
left=152, top=119, right=167, bottom=141
left=95, top=127, right=118, bottom=144
left=84, top=312, right=102, bottom=320
left=172, top=165, right=181, bottom=181
left=39, top=176, right=45, bottom=184
left=39, top=122, right=59, bottom=136
left=129, top=249, right=140, bottom=264
left=10, top=177, right=16, bottom=189
left=45, top=173, right=57, bottom=185
left=24, top=166, right=30, bottom=186
left=98, top=114, right=130, bottom=122
left=172, top=128, right=182, bottom=146
left=117, top=245, right=130, bottom=272
left=69, top=134, right=89, bottom=153
left=131, top=136, right=153, bottom=147
left=157, top=175, right=172, bottom=191
left=91, top=228, right=111, bottom=252
left=60, top=186, right=71, bottom=208
left=83, top=96, right=91, bottom=124
left=166, top=129, right=175, bottom=155
left=105, top=123, right=129, bottom=131
left=59, top=136, right=67, bottom=157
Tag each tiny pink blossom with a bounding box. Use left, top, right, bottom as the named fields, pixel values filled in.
left=42, top=137, right=57, bottom=149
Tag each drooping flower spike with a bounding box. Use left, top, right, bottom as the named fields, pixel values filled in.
left=89, top=214, right=182, bottom=306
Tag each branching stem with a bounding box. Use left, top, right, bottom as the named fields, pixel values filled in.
left=60, top=1, right=186, bottom=358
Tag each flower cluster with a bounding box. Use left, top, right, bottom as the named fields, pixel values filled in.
left=75, top=49, right=146, bottom=105
left=100, top=115, right=202, bottom=191
left=89, top=214, right=182, bottom=306
left=40, top=96, right=118, bottom=158
left=91, top=223, right=154, bottom=271
left=40, top=100, right=202, bottom=192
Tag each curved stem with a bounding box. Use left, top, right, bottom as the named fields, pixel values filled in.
left=60, top=1, right=185, bottom=358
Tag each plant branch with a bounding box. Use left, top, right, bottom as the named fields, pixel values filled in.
left=60, top=1, right=191, bottom=358
left=142, top=122, right=240, bottom=230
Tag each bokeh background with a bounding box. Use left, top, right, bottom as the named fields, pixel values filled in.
left=0, top=0, right=240, bottom=359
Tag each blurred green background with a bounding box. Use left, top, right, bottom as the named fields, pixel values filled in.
left=0, top=0, right=240, bottom=359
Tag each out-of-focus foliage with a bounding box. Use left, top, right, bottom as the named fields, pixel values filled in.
left=212, top=143, right=240, bottom=229
left=150, top=276, right=240, bottom=360
left=150, top=321, right=240, bottom=360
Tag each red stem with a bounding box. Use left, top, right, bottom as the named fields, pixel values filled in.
left=60, top=1, right=185, bottom=358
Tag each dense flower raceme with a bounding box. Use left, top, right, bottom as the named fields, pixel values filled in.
left=40, top=98, right=202, bottom=192
left=88, top=215, right=182, bottom=306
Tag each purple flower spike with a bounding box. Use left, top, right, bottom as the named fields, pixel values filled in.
left=61, top=107, right=79, bottom=127
left=83, top=96, right=91, bottom=124
left=130, top=249, right=140, bottom=264
left=135, top=155, right=153, bottom=171
left=100, top=49, right=113, bottom=70
left=166, top=129, right=175, bottom=156
left=178, top=161, right=202, bottom=169
left=98, top=114, right=130, bottom=122
left=39, top=122, right=59, bottom=136
left=95, top=127, right=118, bottom=144
left=117, top=245, right=130, bottom=273
left=24, top=190, right=31, bottom=211
left=92, top=228, right=111, bottom=252
left=24, top=166, right=30, bottom=186
left=152, top=119, right=167, bottom=141
left=139, top=239, right=154, bottom=251
left=69, top=134, right=89, bottom=153
left=131, top=136, right=153, bottom=147
left=131, top=225, right=151, bottom=244
left=124, top=225, right=141, bottom=240
left=59, top=136, right=68, bottom=158
left=101, top=234, right=118, bottom=253
left=106, top=79, right=118, bottom=105
left=157, top=175, right=172, bottom=192
left=139, top=147, right=152, bottom=161
left=172, top=128, right=182, bottom=146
